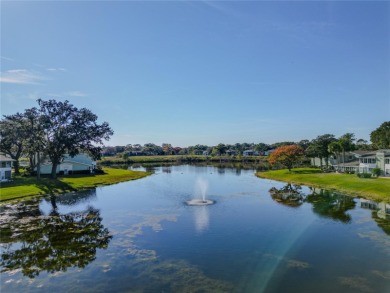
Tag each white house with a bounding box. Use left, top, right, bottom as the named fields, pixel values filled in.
left=0, top=155, right=14, bottom=182
left=36, top=153, right=96, bottom=175
left=358, top=150, right=390, bottom=175
left=311, top=149, right=390, bottom=175
left=243, top=150, right=259, bottom=156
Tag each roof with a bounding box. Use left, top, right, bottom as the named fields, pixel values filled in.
left=0, top=155, right=15, bottom=162
left=353, top=149, right=390, bottom=158
left=333, top=160, right=360, bottom=167
left=377, top=149, right=390, bottom=157
left=62, top=159, right=93, bottom=167
left=376, top=149, right=390, bottom=152
left=40, top=159, right=93, bottom=167
left=359, top=153, right=377, bottom=158
left=350, top=150, right=374, bottom=156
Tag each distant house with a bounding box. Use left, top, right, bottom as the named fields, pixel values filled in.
left=36, top=153, right=96, bottom=175
left=311, top=149, right=390, bottom=175
left=226, top=149, right=238, bottom=156
left=0, top=155, right=14, bottom=182
left=128, top=151, right=144, bottom=156
left=193, top=150, right=209, bottom=156
left=243, top=150, right=259, bottom=156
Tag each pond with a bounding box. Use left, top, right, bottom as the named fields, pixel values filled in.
left=1, top=165, right=389, bottom=292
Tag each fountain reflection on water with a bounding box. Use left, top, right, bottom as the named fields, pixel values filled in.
left=194, top=206, right=210, bottom=233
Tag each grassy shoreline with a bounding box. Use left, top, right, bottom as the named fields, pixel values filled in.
left=0, top=167, right=152, bottom=202
left=256, top=168, right=390, bottom=203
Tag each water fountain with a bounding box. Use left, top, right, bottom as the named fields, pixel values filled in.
left=185, top=178, right=215, bottom=206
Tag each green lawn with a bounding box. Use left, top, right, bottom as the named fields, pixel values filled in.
left=0, top=167, right=152, bottom=202
left=256, top=168, right=390, bottom=203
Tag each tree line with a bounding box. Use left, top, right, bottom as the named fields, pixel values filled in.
left=102, top=121, right=389, bottom=162
left=0, top=99, right=113, bottom=178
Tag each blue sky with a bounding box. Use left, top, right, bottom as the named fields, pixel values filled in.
left=1, top=1, right=389, bottom=147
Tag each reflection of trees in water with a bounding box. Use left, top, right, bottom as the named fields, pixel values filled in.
left=44, top=189, right=97, bottom=207
left=162, top=166, right=172, bottom=173
left=126, top=162, right=269, bottom=173
left=306, top=188, right=356, bottom=223
left=269, top=184, right=356, bottom=222
left=0, top=200, right=43, bottom=245
left=269, top=184, right=304, bottom=208
left=0, top=193, right=112, bottom=278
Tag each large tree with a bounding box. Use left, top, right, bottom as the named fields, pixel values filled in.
left=297, top=139, right=311, bottom=150
left=212, top=143, right=227, bottom=156
left=37, top=99, right=113, bottom=178
left=162, top=143, right=174, bottom=155
left=309, top=134, right=336, bottom=167
left=0, top=108, right=47, bottom=176
left=143, top=143, right=163, bottom=155
left=328, top=141, right=343, bottom=162
left=305, top=143, right=323, bottom=168
left=20, top=108, right=46, bottom=178
left=254, top=143, right=271, bottom=153
left=370, top=121, right=390, bottom=149
left=0, top=114, right=31, bottom=174
left=355, top=138, right=371, bottom=150
left=268, top=144, right=304, bottom=171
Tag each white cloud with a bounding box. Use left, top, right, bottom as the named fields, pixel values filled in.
left=1, top=56, right=14, bottom=62
left=0, top=69, right=45, bottom=85
left=46, top=67, right=67, bottom=72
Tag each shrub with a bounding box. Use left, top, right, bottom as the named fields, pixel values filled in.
left=357, top=173, right=372, bottom=178
left=371, top=168, right=382, bottom=177
left=70, top=170, right=93, bottom=175
left=94, top=168, right=105, bottom=174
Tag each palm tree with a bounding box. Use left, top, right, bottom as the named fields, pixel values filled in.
left=339, top=133, right=355, bottom=166
left=328, top=141, right=343, bottom=171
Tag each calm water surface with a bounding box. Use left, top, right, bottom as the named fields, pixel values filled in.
left=1, top=165, right=389, bottom=292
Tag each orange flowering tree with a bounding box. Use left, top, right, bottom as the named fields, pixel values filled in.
left=268, top=145, right=305, bottom=171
